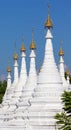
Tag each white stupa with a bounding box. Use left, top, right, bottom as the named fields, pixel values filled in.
left=2, top=63, right=12, bottom=106
left=0, top=6, right=70, bottom=130
left=0, top=63, right=12, bottom=116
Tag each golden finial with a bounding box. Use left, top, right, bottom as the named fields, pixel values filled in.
left=66, top=70, right=70, bottom=76
left=13, top=42, right=18, bottom=60
left=7, top=58, right=11, bottom=72
left=30, top=28, right=36, bottom=49
left=45, top=4, right=53, bottom=28
left=14, top=53, right=18, bottom=60
left=59, top=41, right=64, bottom=56
left=20, top=36, right=26, bottom=52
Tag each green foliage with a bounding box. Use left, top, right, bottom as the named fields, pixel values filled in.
left=0, top=80, right=7, bottom=104
left=65, top=72, right=67, bottom=80
left=62, top=91, right=71, bottom=114
left=0, top=94, right=4, bottom=104
left=69, top=76, right=71, bottom=84
left=55, top=112, right=71, bottom=130
left=55, top=91, right=71, bottom=130
left=65, top=72, right=71, bottom=84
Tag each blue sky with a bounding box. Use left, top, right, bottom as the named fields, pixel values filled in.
left=0, top=0, right=71, bottom=81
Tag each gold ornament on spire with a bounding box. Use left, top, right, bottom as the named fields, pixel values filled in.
left=30, top=28, right=36, bottom=49
left=59, top=41, right=64, bottom=56
left=20, top=36, right=26, bottom=52
left=7, top=59, right=11, bottom=72
left=66, top=70, right=70, bottom=76
left=13, top=42, right=18, bottom=60
left=14, top=53, right=18, bottom=60
left=7, top=66, right=11, bottom=72
left=45, top=4, right=53, bottom=28
left=21, top=44, right=26, bottom=52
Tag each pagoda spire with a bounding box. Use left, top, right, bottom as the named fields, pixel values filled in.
left=20, top=28, right=37, bottom=101
left=66, top=70, right=70, bottom=85
left=2, top=59, right=11, bottom=104
left=45, top=4, right=53, bottom=29
left=30, top=28, right=36, bottom=49
left=59, top=42, right=65, bottom=82
left=29, top=28, right=37, bottom=79
left=59, top=41, right=64, bottom=56
left=13, top=43, right=19, bottom=84
left=20, top=36, right=27, bottom=80
left=7, top=60, right=11, bottom=89
left=59, top=41, right=68, bottom=86
left=37, top=5, right=62, bottom=84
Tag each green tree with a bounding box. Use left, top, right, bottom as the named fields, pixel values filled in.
left=62, top=91, right=71, bottom=114
left=0, top=80, right=2, bottom=87
left=55, top=91, right=71, bottom=130
left=0, top=80, right=7, bottom=103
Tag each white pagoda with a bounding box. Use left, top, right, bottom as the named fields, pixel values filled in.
left=0, top=6, right=70, bottom=130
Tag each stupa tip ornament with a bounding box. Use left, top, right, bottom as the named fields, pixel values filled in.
left=7, top=66, right=11, bottom=72
left=59, top=41, right=64, bottom=56
left=30, top=28, right=36, bottom=49
left=20, top=36, right=26, bottom=52
left=59, top=47, right=64, bottom=56
left=66, top=70, right=70, bottom=76
left=13, top=53, right=18, bottom=60
left=45, top=4, right=53, bottom=28
left=21, top=44, right=26, bottom=52
left=30, top=39, right=36, bottom=49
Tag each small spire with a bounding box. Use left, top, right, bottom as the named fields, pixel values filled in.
left=7, top=59, right=11, bottom=72
left=59, top=41, right=64, bottom=56
left=30, top=28, right=36, bottom=49
left=13, top=42, right=18, bottom=60
left=20, top=36, right=26, bottom=52
left=45, top=4, right=53, bottom=28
